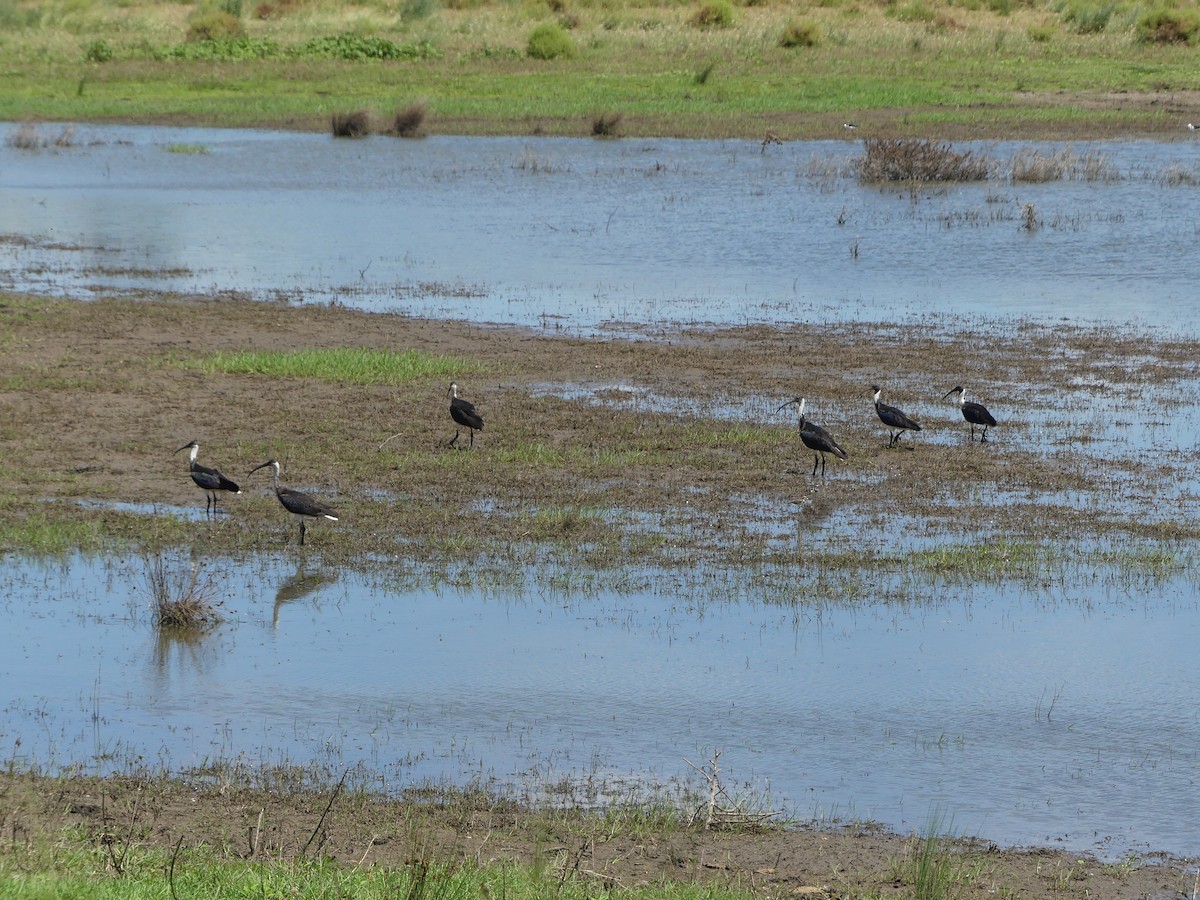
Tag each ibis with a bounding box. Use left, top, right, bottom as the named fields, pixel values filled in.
left=249, top=458, right=338, bottom=546
left=871, top=384, right=922, bottom=448
left=448, top=382, right=484, bottom=449
left=777, top=397, right=848, bottom=476
left=943, top=385, right=997, bottom=442
left=174, top=440, right=240, bottom=516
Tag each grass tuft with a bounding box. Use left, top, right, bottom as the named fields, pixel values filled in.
left=527, top=23, right=576, bottom=59
left=780, top=19, right=822, bottom=46
left=331, top=110, right=371, bottom=137
left=858, top=138, right=991, bottom=182
left=144, top=556, right=224, bottom=630
left=390, top=101, right=427, bottom=137
left=691, top=0, right=734, bottom=27
left=591, top=111, right=622, bottom=137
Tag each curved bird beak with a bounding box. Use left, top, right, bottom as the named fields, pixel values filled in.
left=173, top=442, right=193, bottom=455
left=248, top=460, right=272, bottom=475
left=775, top=396, right=804, bottom=414
left=942, top=387, right=962, bottom=400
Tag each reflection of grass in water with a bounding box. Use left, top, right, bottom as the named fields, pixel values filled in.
left=189, top=348, right=483, bottom=385
left=163, top=143, right=209, bottom=154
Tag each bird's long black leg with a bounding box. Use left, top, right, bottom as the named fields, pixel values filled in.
left=448, top=430, right=460, bottom=448
left=980, top=427, right=989, bottom=443
left=469, top=429, right=475, bottom=449
left=819, top=453, right=827, bottom=476
left=299, top=520, right=306, bottom=546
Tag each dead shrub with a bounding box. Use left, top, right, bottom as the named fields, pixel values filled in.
left=858, top=138, right=992, bottom=183
left=390, top=102, right=427, bottom=137
left=331, top=110, right=371, bottom=138
left=591, top=111, right=622, bottom=137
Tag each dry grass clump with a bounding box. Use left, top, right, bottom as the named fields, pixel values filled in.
left=591, top=111, right=622, bottom=137
left=691, top=0, right=733, bottom=27
left=390, top=102, right=427, bottom=137
left=779, top=19, right=822, bottom=46
left=331, top=110, right=371, bottom=137
left=6, top=123, right=77, bottom=150
left=1010, top=147, right=1120, bottom=183
left=145, top=556, right=224, bottom=630
left=858, top=138, right=991, bottom=182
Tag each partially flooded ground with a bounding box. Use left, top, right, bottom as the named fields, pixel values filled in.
left=2, top=292, right=1198, bottom=582
left=1, top=292, right=1198, bottom=895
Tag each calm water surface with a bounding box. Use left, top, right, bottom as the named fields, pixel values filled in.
left=1, top=555, right=1196, bottom=859
left=2, top=126, right=1200, bottom=858
left=2, top=124, right=1199, bottom=332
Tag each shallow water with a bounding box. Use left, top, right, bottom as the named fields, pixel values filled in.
left=2, top=125, right=1199, bottom=333
left=1, top=553, right=1197, bottom=859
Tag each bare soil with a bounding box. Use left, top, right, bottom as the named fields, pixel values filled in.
left=1, top=773, right=1194, bottom=899
left=1, top=292, right=1197, bottom=896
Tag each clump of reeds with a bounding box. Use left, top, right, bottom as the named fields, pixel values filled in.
left=389, top=102, right=427, bottom=137
left=6, top=122, right=77, bottom=151
left=145, top=556, right=223, bottom=630
left=858, top=138, right=991, bottom=183
left=591, top=111, right=622, bottom=137
left=1010, top=147, right=1119, bottom=183
left=331, top=110, right=371, bottom=138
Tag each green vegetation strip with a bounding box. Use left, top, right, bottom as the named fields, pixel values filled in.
left=0, top=839, right=754, bottom=900
left=189, top=347, right=481, bottom=385
left=1, top=0, right=1198, bottom=136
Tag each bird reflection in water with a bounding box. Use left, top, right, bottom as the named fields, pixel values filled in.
left=273, top=561, right=337, bottom=629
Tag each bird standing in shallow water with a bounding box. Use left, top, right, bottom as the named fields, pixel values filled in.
left=174, top=440, right=240, bottom=516
left=447, top=382, right=484, bottom=449
left=871, top=385, right=922, bottom=448
left=778, top=397, right=848, bottom=477
left=249, top=458, right=338, bottom=546
left=943, top=385, right=997, bottom=442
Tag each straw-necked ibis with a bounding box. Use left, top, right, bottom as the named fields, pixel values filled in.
left=174, top=440, right=240, bottom=516
left=871, top=385, right=922, bottom=448
left=448, top=382, right=484, bottom=449
left=943, top=385, right=997, bottom=442
left=778, top=397, right=848, bottom=476
left=249, top=458, right=338, bottom=546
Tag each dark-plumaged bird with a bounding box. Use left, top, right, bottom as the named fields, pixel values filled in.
left=448, top=382, right=484, bottom=449
left=943, top=385, right=997, bottom=443
left=174, top=440, right=240, bottom=516
left=249, top=458, right=338, bottom=546
left=778, top=397, right=848, bottom=477
left=871, top=384, right=922, bottom=448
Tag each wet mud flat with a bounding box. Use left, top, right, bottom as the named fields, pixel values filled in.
left=1, top=291, right=1197, bottom=579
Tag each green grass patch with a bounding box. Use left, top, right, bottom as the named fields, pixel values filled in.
left=188, top=347, right=482, bottom=384
left=0, top=839, right=762, bottom=899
